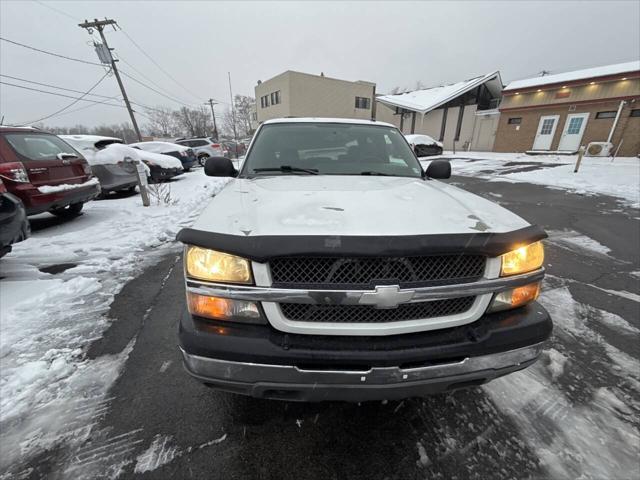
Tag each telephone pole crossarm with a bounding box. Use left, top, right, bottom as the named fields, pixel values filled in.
left=79, top=18, right=142, bottom=141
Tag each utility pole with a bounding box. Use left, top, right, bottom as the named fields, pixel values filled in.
left=205, top=99, right=218, bottom=141
left=78, top=18, right=142, bottom=141
left=228, top=72, right=238, bottom=158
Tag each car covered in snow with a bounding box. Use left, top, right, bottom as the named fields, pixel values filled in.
left=129, top=141, right=196, bottom=173
left=59, top=135, right=138, bottom=196
left=404, top=134, right=444, bottom=157
left=0, top=127, right=100, bottom=218
left=0, top=178, right=30, bottom=257
left=177, top=118, right=552, bottom=402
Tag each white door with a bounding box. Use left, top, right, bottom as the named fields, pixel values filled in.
left=558, top=113, right=590, bottom=152
left=532, top=115, right=560, bottom=150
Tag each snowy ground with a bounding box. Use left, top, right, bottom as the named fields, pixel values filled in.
left=0, top=171, right=227, bottom=472
left=421, top=151, right=640, bottom=208
left=1, top=155, right=638, bottom=479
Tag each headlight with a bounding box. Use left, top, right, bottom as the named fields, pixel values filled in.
left=185, top=246, right=252, bottom=284
left=500, top=241, right=544, bottom=276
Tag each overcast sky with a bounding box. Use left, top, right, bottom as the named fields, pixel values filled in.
left=1, top=0, right=638, bottom=128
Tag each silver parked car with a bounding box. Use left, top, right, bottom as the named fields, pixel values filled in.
left=59, top=135, right=138, bottom=196
left=175, top=137, right=225, bottom=166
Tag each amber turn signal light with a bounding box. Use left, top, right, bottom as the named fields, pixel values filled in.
left=488, top=282, right=541, bottom=313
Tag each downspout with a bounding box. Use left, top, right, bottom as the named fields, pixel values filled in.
left=606, top=100, right=626, bottom=143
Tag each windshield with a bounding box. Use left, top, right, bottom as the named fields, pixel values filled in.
left=240, top=123, right=423, bottom=177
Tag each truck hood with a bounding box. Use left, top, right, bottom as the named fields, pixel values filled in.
left=193, top=175, right=530, bottom=237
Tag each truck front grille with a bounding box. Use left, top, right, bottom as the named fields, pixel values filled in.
left=270, top=255, right=485, bottom=288
left=279, top=297, right=475, bottom=324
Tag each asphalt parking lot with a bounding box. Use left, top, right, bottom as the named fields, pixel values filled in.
left=18, top=174, right=640, bottom=480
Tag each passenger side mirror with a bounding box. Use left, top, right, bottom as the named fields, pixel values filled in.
left=205, top=157, right=237, bottom=177
left=425, top=160, right=451, bottom=179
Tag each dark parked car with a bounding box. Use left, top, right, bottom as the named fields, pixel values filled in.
left=0, top=178, right=30, bottom=257
left=59, top=135, right=138, bottom=196
left=0, top=127, right=100, bottom=217
left=129, top=141, right=197, bottom=172
left=221, top=140, right=246, bottom=159
left=404, top=134, right=444, bottom=157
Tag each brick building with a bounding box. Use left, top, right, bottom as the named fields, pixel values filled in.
left=494, top=61, right=640, bottom=157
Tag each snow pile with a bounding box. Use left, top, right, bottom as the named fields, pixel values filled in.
left=424, top=152, right=640, bottom=208
left=0, top=171, right=228, bottom=471
left=138, top=150, right=183, bottom=170
left=37, top=177, right=100, bottom=194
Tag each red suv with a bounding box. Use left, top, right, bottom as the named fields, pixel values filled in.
left=0, top=127, right=100, bottom=217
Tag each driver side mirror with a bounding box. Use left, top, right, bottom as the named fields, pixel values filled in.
left=425, top=159, right=451, bottom=179
left=205, top=157, right=237, bottom=177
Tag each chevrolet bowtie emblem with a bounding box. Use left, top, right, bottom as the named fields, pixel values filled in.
left=359, top=285, right=415, bottom=309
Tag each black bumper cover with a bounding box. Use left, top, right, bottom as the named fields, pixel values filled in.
left=179, top=302, right=552, bottom=400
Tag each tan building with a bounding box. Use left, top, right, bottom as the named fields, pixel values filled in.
left=494, top=61, right=640, bottom=157
left=375, top=72, right=503, bottom=151
left=254, top=71, right=375, bottom=123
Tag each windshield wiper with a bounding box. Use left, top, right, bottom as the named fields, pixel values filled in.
left=57, top=152, right=78, bottom=160
left=360, top=171, right=391, bottom=176
left=253, top=165, right=319, bottom=175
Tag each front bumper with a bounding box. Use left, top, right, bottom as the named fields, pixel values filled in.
left=181, top=343, right=543, bottom=401
left=179, top=301, right=552, bottom=401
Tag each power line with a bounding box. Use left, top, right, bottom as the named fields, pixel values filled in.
left=0, top=74, right=118, bottom=100
left=0, top=36, right=104, bottom=67
left=118, top=27, right=203, bottom=103
left=1, top=80, right=123, bottom=105
left=117, top=55, right=195, bottom=106
left=118, top=68, right=196, bottom=107
left=13, top=69, right=113, bottom=125
left=33, top=0, right=78, bottom=21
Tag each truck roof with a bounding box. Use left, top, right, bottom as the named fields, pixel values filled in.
left=262, top=117, right=395, bottom=128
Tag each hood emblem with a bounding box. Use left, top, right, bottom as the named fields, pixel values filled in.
left=359, top=285, right=415, bottom=309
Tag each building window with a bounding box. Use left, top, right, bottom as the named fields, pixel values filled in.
left=507, top=117, right=522, bottom=125
left=540, top=118, right=555, bottom=135
left=355, top=97, right=370, bottom=109
left=272, top=91, right=281, bottom=105
left=260, top=95, right=270, bottom=108
left=596, top=111, right=617, bottom=119
left=566, top=117, right=584, bottom=135
left=630, top=109, right=640, bottom=117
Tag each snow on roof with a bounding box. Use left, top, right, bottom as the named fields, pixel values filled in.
left=377, top=71, right=502, bottom=114
left=505, top=61, right=640, bottom=91
left=263, top=117, right=395, bottom=127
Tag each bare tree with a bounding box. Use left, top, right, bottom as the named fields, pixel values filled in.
left=173, top=107, right=212, bottom=138
left=145, top=106, right=176, bottom=137
left=233, top=95, right=256, bottom=136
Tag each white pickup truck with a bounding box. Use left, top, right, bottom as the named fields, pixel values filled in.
left=177, top=118, right=552, bottom=402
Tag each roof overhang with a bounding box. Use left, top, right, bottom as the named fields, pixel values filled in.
left=376, top=71, right=503, bottom=114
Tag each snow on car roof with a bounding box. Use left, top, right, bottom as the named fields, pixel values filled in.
left=504, top=60, right=640, bottom=91
left=263, top=117, right=395, bottom=127
left=128, top=141, right=190, bottom=153
left=404, top=134, right=439, bottom=145
left=59, top=134, right=122, bottom=143
left=377, top=71, right=502, bottom=114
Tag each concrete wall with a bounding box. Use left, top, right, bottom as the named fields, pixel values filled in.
left=470, top=111, right=500, bottom=151
left=255, top=72, right=291, bottom=123
left=493, top=98, right=640, bottom=156
left=255, top=71, right=375, bottom=123
left=376, top=102, right=495, bottom=151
